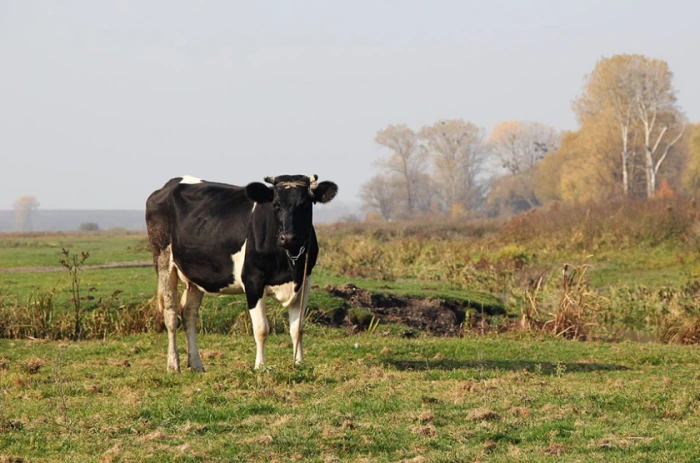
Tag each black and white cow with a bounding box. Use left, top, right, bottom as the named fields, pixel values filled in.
left=145, top=174, right=338, bottom=371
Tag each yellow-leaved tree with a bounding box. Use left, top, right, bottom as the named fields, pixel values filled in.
left=682, top=124, right=700, bottom=197
left=574, top=54, right=686, bottom=198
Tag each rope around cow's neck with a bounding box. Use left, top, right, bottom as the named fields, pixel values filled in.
left=293, top=247, right=310, bottom=365
left=286, top=245, right=306, bottom=266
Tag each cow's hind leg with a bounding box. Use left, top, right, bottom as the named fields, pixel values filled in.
left=181, top=284, right=205, bottom=372
left=157, top=250, right=181, bottom=372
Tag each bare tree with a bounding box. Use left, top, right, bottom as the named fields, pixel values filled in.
left=13, top=196, right=40, bottom=231
left=375, top=124, right=426, bottom=214
left=489, top=121, right=561, bottom=175
left=410, top=172, right=439, bottom=214
left=360, top=174, right=400, bottom=220
left=420, top=119, right=486, bottom=212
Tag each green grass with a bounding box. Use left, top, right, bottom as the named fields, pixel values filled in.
left=0, top=233, right=150, bottom=268
left=1, top=331, right=699, bottom=462
left=0, top=267, right=156, bottom=305
left=583, top=243, right=700, bottom=288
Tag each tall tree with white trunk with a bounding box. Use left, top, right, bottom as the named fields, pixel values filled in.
left=574, top=54, right=686, bottom=199
left=628, top=57, right=686, bottom=198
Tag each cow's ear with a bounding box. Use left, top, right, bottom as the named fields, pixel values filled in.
left=312, top=181, right=338, bottom=204
left=245, top=182, right=274, bottom=203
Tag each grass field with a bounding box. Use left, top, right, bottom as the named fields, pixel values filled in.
left=1, top=332, right=699, bottom=462
left=0, top=232, right=149, bottom=268
left=1, top=210, right=700, bottom=461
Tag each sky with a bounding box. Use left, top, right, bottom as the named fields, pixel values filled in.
left=1, top=0, right=698, bottom=210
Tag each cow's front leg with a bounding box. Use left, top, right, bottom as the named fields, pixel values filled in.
left=289, top=278, right=311, bottom=365
left=181, top=284, right=205, bottom=372
left=247, top=291, right=269, bottom=369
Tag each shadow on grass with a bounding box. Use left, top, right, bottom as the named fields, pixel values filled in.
left=385, top=358, right=630, bottom=375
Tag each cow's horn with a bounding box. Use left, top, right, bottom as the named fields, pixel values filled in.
left=264, top=176, right=277, bottom=185
left=309, top=174, right=318, bottom=187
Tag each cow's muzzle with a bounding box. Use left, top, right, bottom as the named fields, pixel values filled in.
left=278, top=232, right=298, bottom=250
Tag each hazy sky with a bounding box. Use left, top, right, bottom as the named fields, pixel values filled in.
left=1, top=0, right=698, bottom=209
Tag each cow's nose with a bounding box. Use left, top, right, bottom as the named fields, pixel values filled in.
left=278, top=232, right=295, bottom=248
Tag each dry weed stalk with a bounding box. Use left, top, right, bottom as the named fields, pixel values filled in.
left=544, top=263, right=596, bottom=340
left=520, top=275, right=544, bottom=331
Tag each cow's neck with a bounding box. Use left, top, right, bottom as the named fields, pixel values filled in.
left=283, top=238, right=310, bottom=292
left=286, top=244, right=307, bottom=267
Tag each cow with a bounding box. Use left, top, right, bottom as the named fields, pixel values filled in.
left=145, top=174, right=338, bottom=371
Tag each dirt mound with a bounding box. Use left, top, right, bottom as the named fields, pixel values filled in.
left=319, top=283, right=496, bottom=336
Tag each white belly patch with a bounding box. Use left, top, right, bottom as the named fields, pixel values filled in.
left=267, top=281, right=300, bottom=308
left=219, top=240, right=247, bottom=295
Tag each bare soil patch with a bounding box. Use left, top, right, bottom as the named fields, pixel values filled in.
left=319, top=283, right=506, bottom=336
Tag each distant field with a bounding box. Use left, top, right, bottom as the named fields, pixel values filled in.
left=0, top=232, right=150, bottom=268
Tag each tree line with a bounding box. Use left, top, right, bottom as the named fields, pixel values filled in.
left=361, top=54, right=699, bottom=220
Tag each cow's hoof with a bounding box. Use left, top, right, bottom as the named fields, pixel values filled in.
left=187, top=356, right=205, bottom=372
left=189, top=363, right=205, bottom=373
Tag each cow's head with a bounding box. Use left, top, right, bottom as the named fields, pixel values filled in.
left=245, top=174, right=338, bottom=252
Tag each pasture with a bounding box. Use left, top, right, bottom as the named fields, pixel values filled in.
left=1, top=202, right=700, bottom=462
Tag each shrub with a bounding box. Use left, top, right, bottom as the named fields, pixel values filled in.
left=79, top=222, right=100, bottom=231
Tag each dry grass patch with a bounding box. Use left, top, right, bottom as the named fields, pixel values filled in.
left=24, top=358, right=43, bottom=375
left=416, top=411, right=434, bottom=424
left=241, top=434, right=274, bottom=445
left=545, top=443, right=567, bottom=455
left=509, top=406, right=531, bottom=418
left=140, top=430, right=168, bottom=441
left=466, top=408, right=501, bottom=421
left=410, top=424, right=436, bottom=437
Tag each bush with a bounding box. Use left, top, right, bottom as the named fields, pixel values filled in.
left=79, top=222, right=100, bottom=231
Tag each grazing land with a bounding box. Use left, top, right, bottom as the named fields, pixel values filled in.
left=1, top=199, right=700, bottom=461
left=1, top=332, right=699, bottom=462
